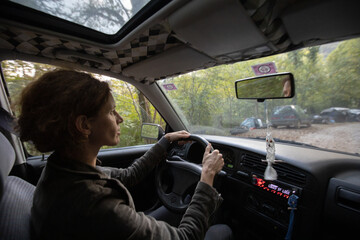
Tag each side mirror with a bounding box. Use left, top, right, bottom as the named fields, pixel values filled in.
left=235, top=73, right=295, bottom=102
left=141, top=123, right=165, bottom=140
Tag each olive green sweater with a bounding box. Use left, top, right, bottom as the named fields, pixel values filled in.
left=31, top=138, right=222, bottom=240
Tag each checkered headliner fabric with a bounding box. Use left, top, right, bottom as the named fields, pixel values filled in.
left=0, top=23, right=182, bottom=81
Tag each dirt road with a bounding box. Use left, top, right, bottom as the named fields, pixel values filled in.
left=238, top=122, right=360, bottom=154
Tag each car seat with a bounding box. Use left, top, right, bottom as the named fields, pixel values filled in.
left=0, top=110, right=35, bottom=240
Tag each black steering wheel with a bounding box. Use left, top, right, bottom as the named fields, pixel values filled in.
left=155, top=134, right=224, bottom=212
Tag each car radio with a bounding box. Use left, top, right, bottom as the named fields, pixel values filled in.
left=251, top=174, right=301, bottom=199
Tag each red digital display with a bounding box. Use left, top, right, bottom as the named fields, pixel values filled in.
left=253, top=176, right=293, bottom=199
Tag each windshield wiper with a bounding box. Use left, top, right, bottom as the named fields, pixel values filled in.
left=248, top=136, right=319, bottom=148
left=274, top=138, right=360, bottom=156
left=245, top=137, right=359, bottom=156
left=272, top=138, right=319, bottom=148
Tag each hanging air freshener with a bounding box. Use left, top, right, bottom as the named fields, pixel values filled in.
left=262, top=108, right=282, bottom=180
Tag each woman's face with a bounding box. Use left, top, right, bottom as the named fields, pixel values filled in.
left=282, top=79, right=291, bottom=97
left=88, top=94, right=123, bottom=148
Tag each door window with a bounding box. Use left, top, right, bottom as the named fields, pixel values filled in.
left=1, top=60, right=165, bottom=156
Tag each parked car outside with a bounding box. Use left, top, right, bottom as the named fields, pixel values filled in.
left=230, top=125, right=249, bottom=135
left=320, top=107, right=349, bottom=122
left=271, top=105, right=312, bottom=128
left=311, top=114, right=332, bottom=124
left=230, top=117, right=264, bottom=135
left=347, top=109, right=360, bottom=122
left=241, top=117, right=265, bottom=130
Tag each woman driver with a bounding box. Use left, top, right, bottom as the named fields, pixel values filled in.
left=16, top=69, right=232, bottom=239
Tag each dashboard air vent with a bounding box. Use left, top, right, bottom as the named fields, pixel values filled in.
left=241, top=152, right=306, bottom=186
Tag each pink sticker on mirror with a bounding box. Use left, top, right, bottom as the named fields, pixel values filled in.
left=162, top=83, right=177, bottom=90
left=251, top=62, right=277, bottom=76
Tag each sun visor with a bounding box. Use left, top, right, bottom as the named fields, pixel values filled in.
left=282, top=0, right=360, bottom=44
left=122, top=45, right=214, bottom=82
left=168, top=0, right=268, bottom=59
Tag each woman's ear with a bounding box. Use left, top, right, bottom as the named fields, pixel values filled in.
left=75, top=115, right=91, bottom=136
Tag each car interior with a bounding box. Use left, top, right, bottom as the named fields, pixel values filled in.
left=0, top=0, right=359, bottom=239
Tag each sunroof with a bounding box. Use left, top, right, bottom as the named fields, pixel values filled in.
left=10, top=0, right=151, bottom=35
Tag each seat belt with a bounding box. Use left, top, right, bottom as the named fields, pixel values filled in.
left=0, top=107, right=16, bottom=135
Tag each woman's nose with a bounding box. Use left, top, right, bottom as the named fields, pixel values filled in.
left=116, top=112, right=123, bottom=124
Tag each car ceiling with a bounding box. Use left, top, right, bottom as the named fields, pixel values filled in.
left=0, top=0, right=359, bottom=84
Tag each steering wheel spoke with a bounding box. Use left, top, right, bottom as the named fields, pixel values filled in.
left=163, top=192, right=187, bottom=211
left=156, top=134, right=210, bottom=212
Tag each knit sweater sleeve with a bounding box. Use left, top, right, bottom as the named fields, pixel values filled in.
left=98, top=137, right=170, bottom=187
left=88, top=181, right=222, bottom=240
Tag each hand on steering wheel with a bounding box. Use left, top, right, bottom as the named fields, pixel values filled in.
left=201, top=144, right=224, bottom=187
left=163, top=130, right=191, bottom=144
left=156, top=134, right=225, bottom=212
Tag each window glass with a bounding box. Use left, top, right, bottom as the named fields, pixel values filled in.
left=1, top=60, right=164, bottom=156
left=10, top=0, right=151, bottom=34
left=158, top=38, right=360, bottom=155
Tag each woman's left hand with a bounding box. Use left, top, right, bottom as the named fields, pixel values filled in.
left=164, top=130, right=191, bottom=144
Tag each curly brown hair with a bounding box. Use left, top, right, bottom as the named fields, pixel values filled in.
left=16, top=69, right=111, bottom=153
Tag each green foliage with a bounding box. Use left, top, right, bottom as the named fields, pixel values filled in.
left=326, top=39, right=360, bottom=108
left=1, top=60, right=56, bottom=109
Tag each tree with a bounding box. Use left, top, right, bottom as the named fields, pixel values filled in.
left=326, top=38, right=360, bottom=108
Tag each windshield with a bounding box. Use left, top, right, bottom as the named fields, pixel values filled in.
left=158, top=38, right=360, bottom=155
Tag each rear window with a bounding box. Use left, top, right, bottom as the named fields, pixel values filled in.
left=273, top=106, right=293, bottom=115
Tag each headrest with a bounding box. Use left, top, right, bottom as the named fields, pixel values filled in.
left=0, top=125, right=16, bottom=202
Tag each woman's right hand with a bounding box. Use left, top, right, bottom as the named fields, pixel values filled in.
left=200, top=144, right=224, bottom=187
left=164, top=130, right=190, bottom=143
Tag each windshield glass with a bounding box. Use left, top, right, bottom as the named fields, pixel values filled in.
left=158, top=38, right=360, bottom=155
left=10, top=0, right=151, bottom=34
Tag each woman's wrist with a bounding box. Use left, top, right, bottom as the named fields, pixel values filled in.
left=200, top=171, right=215, bottom=186
left=200, top=176, right=214, bottom=186
left=164, top=133, right=171, bottom=143
left=157, top=136, right=171, bottom=151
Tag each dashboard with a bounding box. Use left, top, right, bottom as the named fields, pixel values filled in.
left=167, top=135, right=360, bottom=239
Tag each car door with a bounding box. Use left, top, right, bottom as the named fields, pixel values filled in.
left=294, top=105, right=311, bottom=125
left=0, top=60, right=164, bottom=212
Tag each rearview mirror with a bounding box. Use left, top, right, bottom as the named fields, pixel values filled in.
left=141, top=123, right=165, bottom=140
left=235, top=73, right=295, bottom=101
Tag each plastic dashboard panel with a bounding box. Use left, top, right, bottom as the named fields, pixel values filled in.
left=194, top=135, right=360, bottom=239
left=324, top=172, right=360, bottom=236
left=211, top=143, right=315, bottom=238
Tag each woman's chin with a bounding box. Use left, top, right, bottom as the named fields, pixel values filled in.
left=105, top=138, right=120, bottom=147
